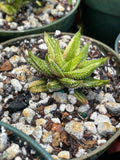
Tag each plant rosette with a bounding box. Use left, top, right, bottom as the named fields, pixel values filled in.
left=0, top=30, right=120, bottom=160
left=0, top=0, right=80, bottom=42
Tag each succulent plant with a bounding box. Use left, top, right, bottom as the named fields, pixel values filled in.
left=0, top=0, right=42, bottom=21
left=26, top=30, right=109, bottom=104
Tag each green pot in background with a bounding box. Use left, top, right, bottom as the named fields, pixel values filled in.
left=81, top=0, right=120, bottom=49
left=0, top=0, right=81, bottom=42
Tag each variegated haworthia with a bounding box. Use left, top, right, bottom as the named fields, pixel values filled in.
left=26, top=30, right=109, bottom=104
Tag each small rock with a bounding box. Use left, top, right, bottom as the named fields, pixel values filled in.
left=58, top=151, right=70, bottom=159
left=68, top=94, right=77, bottom=104
left=65, top=120, right=84, bottom=140
left=3, top=143, right=20, bottom=160
left=94, top=114, right=111, bottom=125
left=45, top=144, right=53, bottom=153
left=105, top=102, right=120, bottom=116
left=78, top=104, right=90, bottom=113
left=56, top=4, right=65, bottom=12
left=96, top=91, right=105, bottom=103
left=11, top=79, right=22, bottom=92
left=90, top=112, right=98, bottom=120
left=22, top=125, right=34, bottom=135
left=51, top=118, right=61, bottom=123
left=75, top=148, right=86, bottom=158
left=0, top=127, right=8, bottom=151
left=9, top=22, right=18, bottom=29
left=101, top=93, right=116, bottom=103
left=97, top=122, right=116, bottom=136
left=96, top=104, right=107, bottom=114
left=0, top=82, right=3, bottom=89
left=44, top=104, right=57, bottom=115
left=40, top=92, right=48, bottom=99
left=14, top=156, right=22, bottom=160
left=12, top=112, right=21, bottom=122
left=53, top=92, right=67, bottom=103
left=52, top=132, right=61, bottom=147
left=33, top=126, right=42, bottom=143
left=22, top=108, right=35, bottom=124
left=97, top=139, right=107, bottom=145
left=0, top=18, right=4, bottom=26
left=39, top=43, right=47, bottom=50
left=42, top=130, right=52, bottom=143
left=84, top=122, right=97, bottom=134
left=36, top=118, right=47, bottom=126
left=65, top=104, right=74, bottom=112
left=0, top=60, right=12, bottom=71
left=86, top=91, right=97, bottom=100
left=59, top=104, right=66, bottom=112
left=9, top=55, right=20, bottom=67
left=54, top=30, right=61, bottom=37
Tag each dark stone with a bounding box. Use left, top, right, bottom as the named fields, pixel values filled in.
left=8, top=90, right=31, bottom=112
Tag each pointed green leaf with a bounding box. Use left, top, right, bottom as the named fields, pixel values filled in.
left=25, top=57, right=42, bottom=73
left=64, top=57, right=108, bottom=79
left=78, top=42, right=89, bottom=63
left=63, top=30, right=81, bottom=61
left=0, top=3, right=17, bottom=15
left=77, top=58, right=107, bottom=69
left=58, top=78, right=83, bottom=88
left=81, top=77, right=110, bottom=88
left=28, top=51, right=52, bottom=77
left=63, top=50, right=84, bottom=72
left=54, top=40, right=64, bottom=69
left=13, top=0, right=23, bottom=13
left=48, top=57, right=65, bottom=78
left=47, top=80, right=64, bottom=92
left=28, top=79, right=48, bottom=93
left=44, top=32, right=56, bottom=60
left=73, top=89, right=88, bottom=104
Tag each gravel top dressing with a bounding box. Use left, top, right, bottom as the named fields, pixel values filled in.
left=0, top=0, right=77, bottom=31
left=0, top=31, right=120, bottom=160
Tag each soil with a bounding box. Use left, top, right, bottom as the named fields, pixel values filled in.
left=0, top=32, right=120, bottom=160
left=0, top=0, right=77, bottom=31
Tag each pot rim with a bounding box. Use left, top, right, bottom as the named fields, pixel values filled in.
left=0, top=32, right=120, bottom=160
left=115, top=33, right=120, bottom=54
left=0, top=0, right=81, bottom=34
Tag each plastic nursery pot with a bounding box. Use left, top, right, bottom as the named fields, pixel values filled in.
left=81, top=0, right=120, bottom=49
left=115, top=34, right=120, bottom=54
left=83, top=0, right=120, bottom=16
left=0, top=121, right=53, bottom=160
left=0, top=0, right=81, bottom=42
left=0, top=32, right=120, bottom=160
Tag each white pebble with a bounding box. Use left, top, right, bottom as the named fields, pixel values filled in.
left=39, top=43, right=47, bottom=50
left=65, top=104, right=74, bottom=112
left=22, top=108, right=35, bottom=124
left=58, top=151, right=70, bottom=159
left=75, top=148, right=86, bottom=158
left=3, top=143, right=20, bottom=159
left=60, top=104, right=66, bottom=112
left=94, top=114, right=111, bottom=125
left=51, top=118, right=61, bottom=123
left=11, top=79, right=22, bottom=92
left=97, top=139, right=106, bottom=145
left=40, top=92, right=48, bottom=99
left=68, top=94, right=77, bottom=104
left=84, top=122, right=97, bottom=134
